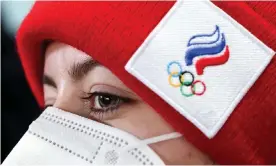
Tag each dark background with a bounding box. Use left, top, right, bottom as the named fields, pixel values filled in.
left=1, top=16, right=41, bottom=163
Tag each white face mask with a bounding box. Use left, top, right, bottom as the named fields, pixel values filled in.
left=3, top=107, right=182, bottom=165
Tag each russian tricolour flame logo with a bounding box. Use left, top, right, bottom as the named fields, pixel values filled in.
left=167, top=25, right=230, bottom=97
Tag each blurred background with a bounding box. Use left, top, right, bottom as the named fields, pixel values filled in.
left=1, top=1, right=41, bottom=162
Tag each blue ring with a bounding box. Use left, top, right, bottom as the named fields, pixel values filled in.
left=167, top=61, right=182, bottom=77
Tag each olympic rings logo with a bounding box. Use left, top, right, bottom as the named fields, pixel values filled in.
left=167, top=61, right=207, bottom=97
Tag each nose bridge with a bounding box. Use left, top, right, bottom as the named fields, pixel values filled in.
left=53, top=81, right=87, bottom=117
left=53, top=85, right=76, bottom=112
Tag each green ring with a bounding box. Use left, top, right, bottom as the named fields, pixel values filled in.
left=182, top=80, right=193, bottom=86
left=180, top=84, right=194, bottom=97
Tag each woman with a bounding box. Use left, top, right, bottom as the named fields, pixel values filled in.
left=4, top=1, right=276, bottom=165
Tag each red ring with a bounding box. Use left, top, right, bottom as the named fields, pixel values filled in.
left=191, top=80, right=206, bottom=96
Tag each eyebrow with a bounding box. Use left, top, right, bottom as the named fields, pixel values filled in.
left=43, top=74, right=57, bottom=88
left=68, top=59, right=99, bottom=81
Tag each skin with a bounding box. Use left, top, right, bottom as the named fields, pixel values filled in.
left=43, top=42, right=213, bottom=165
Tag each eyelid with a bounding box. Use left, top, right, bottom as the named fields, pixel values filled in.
left=89, top=84, right=140, bottom=100
left=88, top=92, right=130, bottom=103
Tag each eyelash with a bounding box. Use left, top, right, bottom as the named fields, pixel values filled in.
left=83, top=92, right=131, bottom=120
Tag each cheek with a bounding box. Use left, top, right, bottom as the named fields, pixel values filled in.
left=150, top=137, right=212, bottom=165
left=104, top=102, right=213, bottom=164
left=105, top=102, right=174, bottom=139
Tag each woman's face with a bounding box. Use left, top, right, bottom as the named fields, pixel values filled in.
left=43, top=42, right=212, bottom=164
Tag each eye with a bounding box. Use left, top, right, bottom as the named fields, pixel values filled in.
left=93, top=93, right=122, bottom=110
left=85, top=92, right=131, bottom=120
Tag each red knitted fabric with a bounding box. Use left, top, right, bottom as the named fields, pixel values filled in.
left=16, top=1, right=276, bottom=164
left=246, top=2, right=276, bottom=28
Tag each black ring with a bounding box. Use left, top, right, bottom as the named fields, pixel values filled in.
left=179, top=71, right=194, bottom=86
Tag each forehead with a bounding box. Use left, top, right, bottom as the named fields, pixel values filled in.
left=44, top=42, right=92, bottom=73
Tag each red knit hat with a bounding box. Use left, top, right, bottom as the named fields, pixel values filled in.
left=16, top=1, right=276, bottom=164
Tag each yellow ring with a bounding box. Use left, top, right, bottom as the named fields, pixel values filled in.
left=168, top=71, right=182, bottom=88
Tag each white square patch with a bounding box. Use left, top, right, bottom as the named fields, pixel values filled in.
left=125, top=0, right=275, bottom=138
